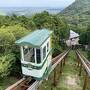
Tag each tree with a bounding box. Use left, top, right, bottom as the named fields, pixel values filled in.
left=32, top=11, right=50, bottom=29
left=79, top=32, right=88, bottom=45
left=87, top=25, right=90, bottom=45
left=79, top=24, right=90, bottom=48
left=5, top=24, right=30, bottom=39
left=86, top=25, right=90, bottom=61
left=0, top=29, right=15, bottom=53
left=0, top=25, right=30, bottom=53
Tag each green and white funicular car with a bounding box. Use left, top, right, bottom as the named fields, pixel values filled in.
left=15, top=29, right=52, bottom=80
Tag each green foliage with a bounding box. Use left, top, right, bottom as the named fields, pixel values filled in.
left=87, top=25, right=90, bottom=44
left=79, top=32, right=87, bottom=45
left=87, top=50, right=90, bottom=61
left=0, top=29, right=15, bottom=53
left=4, top=24, right=30, bottom=39
left=62, top=0, right=90, bottom=15
left=0, top=25, right=30, bottom=53
left=0, top=54, right=16, bottom=79
left=0, top=28, right=15, bottom=44
left=0, top=24, right=30, bottom=78
left=60, top=0, right=90, bottom=30
left=86, top=25, right=90, bottom=61
left=79, top=24, right=90, bottom=46
left=32, top=11, right=50, bottom=29
left=0, top=15, right=36, bottom=30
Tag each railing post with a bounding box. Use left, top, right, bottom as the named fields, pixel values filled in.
left=65, top=54, right=67, bottom=59
left=83, top=74, right=89, bottom=90
left=79, top=63, right=82, bottom=76
left=53, top=68, right=56, bottom=86
left=60, top=60, right=63, bottom=73
left=76, top=53, right=79, bottom=67
left=77, top=55, right=80, bottom=67
left=77, top=59, right=80, bottom=67
left=63, top=57, right=66, bottom=65
left=59, top=62, right=61, bottom=74
left=56, top=63, right=60, bottom=83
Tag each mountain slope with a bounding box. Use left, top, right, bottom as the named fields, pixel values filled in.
left=59, top=0, right=90, bottom=28
left=61, top=0, right=90, bottom=15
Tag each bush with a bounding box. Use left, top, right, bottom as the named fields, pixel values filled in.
left=0, top=54, right=16, bottom=79
left=52, top=44, right=62, bottom=57
left=0, top=25, right=30, bottom=78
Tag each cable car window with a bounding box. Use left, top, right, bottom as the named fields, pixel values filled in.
left=43, top=46, right=46, bottom=59
left=23, top=46, right=28, bottom=55
left=47, top=42, right=49, bottom=52
left=24, top=47, right=35, bottom=63
left=36, top=49, right=41, bottom=64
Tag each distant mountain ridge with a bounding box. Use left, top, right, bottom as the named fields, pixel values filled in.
left=0, top=7, right=63, bottom=16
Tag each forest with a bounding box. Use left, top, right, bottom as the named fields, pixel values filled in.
left=0, top=11, right=90, bottom=84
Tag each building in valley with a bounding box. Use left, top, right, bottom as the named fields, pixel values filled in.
left=66, top=30, right=79, bottom=48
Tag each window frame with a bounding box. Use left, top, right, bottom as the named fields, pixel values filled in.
left=36, top=48, right=41, bottom=64
left=23, top=47, right=35, bottom=63
left=42, top=46, right=46, bottom=60
left=47, top=42, right=49, bottom=52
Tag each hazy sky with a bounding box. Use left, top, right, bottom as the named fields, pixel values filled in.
left=0, top=0, right=75, bottom=7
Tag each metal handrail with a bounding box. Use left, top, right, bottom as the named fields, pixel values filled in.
left=76, top=50, right=90, bottom=76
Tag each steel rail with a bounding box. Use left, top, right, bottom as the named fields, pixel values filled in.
left=76, top=50, right=90, bottom=76
left=6, top=78, right=26, bottom=90
left=49, top=50, right=69, bottom=74
left=77, top=50, right=90, bottom=65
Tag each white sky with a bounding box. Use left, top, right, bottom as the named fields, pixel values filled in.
left=0, top=0, right=75, bottom=7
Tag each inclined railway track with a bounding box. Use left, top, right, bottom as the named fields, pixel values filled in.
left=6, top=49, right=70, bottom=90
left=76, top=50, right=90, bottom=90
left=6, top=49, right=90, bottom=90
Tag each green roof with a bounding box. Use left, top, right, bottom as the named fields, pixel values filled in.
left=15, top=29, right=52, bottom=47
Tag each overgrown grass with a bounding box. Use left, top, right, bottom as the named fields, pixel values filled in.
left=38, top=50, right=90, bottom=90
